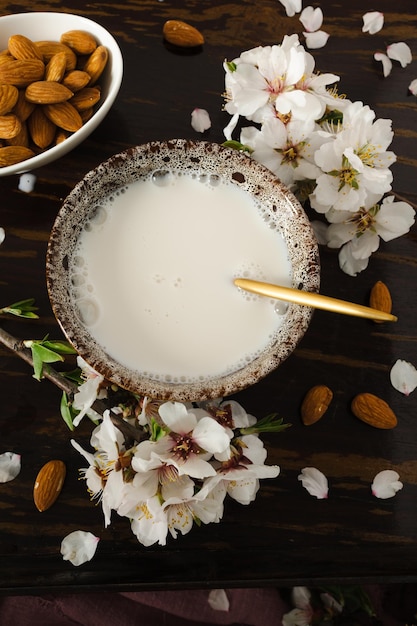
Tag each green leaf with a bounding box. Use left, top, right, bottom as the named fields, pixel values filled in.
left=42, top=340, right=77, bottom=355
left=0, top=298, right=39, bottom=319
left=60, top=392, right=75, bottom=431
left=30, top=343, right=64, bottom=381
left=150, top=418, right=168, bottom=442
left=225, top=61, right=237, bottom=72
left=222, top=140, right=253, bottom=153
left=240, top=413, right=291, bottom=435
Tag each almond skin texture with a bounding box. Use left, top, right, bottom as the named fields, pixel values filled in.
left=0, top=113, right=22, bottom=139
left=301, top=384, right=333, bottom=425
left=25, top=80, right=73, bottom=104
left=70, top=86, right=101, bottom=111
left=0, top=58, right=45, bottom=87
left=351, top=392, right=397, bottom=429
left=43, top=101, right=83, bottom=132
left=62, top=69, right=91, bottom=92
left=33, top=459, right=66, bottom=512
left=163, top=20, right=204, bottom=47
left=45, top=51, right=68, bottom=82
left=0, top=84, right=19, bottom=115
left=60, top=30, right=98, bottom=55
left=8, top=34, right=43, bottom=61
left=28, top=106, right=57, bottom=149
left=369, top=281, right=393, bottom=324
left=35, top=41, right=77, bottom=70
left=0, top=144, right=35, bottom=166
left=83, top=45, right=108, bottom=85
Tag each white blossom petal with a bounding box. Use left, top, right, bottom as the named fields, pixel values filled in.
left=371, top=470, right=403, bottom=499
left=0, top=452, right=21, bottom=483
left=303, top=30, right=329, bottom=49
left=18, top=173, right=37, bottom=193
left=408, top=79, right=417, bottom=95
left=298, top=467, right=328, bottom=499
left=208, top=589, right=230, bottom=612
left=387, top=42, right=412, bottom=67
left=191, top=108, right=211, bottom=133
left=0, top=227, right=5, bottom=245
left=374, top=52, right=392, bottom=77
left=362, top=12, right=384, bottom=35
left=61, top=530, right=100, bottom=566
left=278, top=0, right=302, bottom=17
left=299, top=6, right=323, bottom=32
left=390, top=359, right=417, bottom=396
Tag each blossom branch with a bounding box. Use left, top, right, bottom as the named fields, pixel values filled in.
left=0, top=325, right=146, bottom=444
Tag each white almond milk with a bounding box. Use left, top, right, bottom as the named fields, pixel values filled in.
left=70, top=171, right=292, bottom=383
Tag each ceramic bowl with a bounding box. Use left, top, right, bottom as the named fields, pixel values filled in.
left=46, top=139, right=320, bottom=402
left=0, top=12, right=123, bottom=177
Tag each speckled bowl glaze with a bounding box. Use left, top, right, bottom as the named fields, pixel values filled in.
left=46, top=139, right=320, bottom=402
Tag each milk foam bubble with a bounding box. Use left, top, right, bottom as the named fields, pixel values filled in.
left=70, top=170, right=292, bottom=383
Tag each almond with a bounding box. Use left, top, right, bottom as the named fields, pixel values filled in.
left=35, top=41, right=77, bottom=70
left=0, top=58, right=45, bottom=87
left=0, top=84, right=19, bottom=115
left=6, top=120, right=29, bottom=147
left=301, top=384, right=333, bottom=425
left=25, top=80, right=73, bottom=104
left=8, top=34, right=43, bottom=61
left=163, top=20, right=205, bottom=47
left=28, top=106, right=57, bottom=149
left=70, top=86, right=101, bottom=111
left=83, top=45, right=108, bottom=85
left=60, top=30, right=98, bottom=55
left=369, top=281, right=392, bottom=324
left=43, top=101, right=83, bottom=132
left=62, top=69, right=91, bottom=92
left=0, top=144, right=35, bottom=167
left=351, top=392, right=397, bottom=429
left=45, top=51, right=68, bottom=82
left=33, top=459, right=66, bottom=512
left=12, top=89, right=36, bottom=121
left=0, top=113, right=22, bottom=139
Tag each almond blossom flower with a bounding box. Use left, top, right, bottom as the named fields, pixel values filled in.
left=371, top=470, right=403, bottom=499
left=149, top=401, right=230, bottom=479
left=72, top=356, right=106, bottom=426
left=223, top=35, right=339, bottom=139
left=298, top=467, right=328, bottom=499
left=191, top=108, right=211, bottom=133
left=299, top=6, right=329, bottom=49
left=240, top=117, right=320, bottom=188
left=61, top=530, right=100, bottom=566
left=362, top=11, right=384, bottom=35
left=325, top=194, right=415, bottom=275
left=278, top=0, right=302, bottom=17
left=390, top=359, right=417, bottom=396
left=0, top=451, right=21, bottom=483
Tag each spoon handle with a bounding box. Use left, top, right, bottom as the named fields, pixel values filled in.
left=234, top=278, right=397, bottom=323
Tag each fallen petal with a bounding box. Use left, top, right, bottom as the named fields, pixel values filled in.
left=374, top=52, right=392, bottom=77
left=278, top=0, right=302, bottom=17
left=408, top=79, right=417, bottom=95
left=303, top=30, right=329, bottom=49
left=0, top=227, right=4, bottom=246
left=191, top=108, right=211, bottom=133
left=298, top=467, right=328, bottom=499
left=18, top=173, right=37, bottom=193
left=208, top=589, right=230, bottom=611
left=372, top=470, right=403, bottom=499
left=61, top=530, right=100, bottom=566
left=362, top=11, right=384, bottom=35
left=387, top=42, right=412, bottom=67
left=390, top=359, right=417, bottom=396
left=300, top=6, right=323, bottom=32
left=0, top=452, right=21, bottom=483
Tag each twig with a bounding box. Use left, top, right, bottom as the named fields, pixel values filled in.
left=392, top=191, right=417, bottom=210
left=0, top=325, right=146, bottom=444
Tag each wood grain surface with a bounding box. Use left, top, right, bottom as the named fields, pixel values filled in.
left=0, top=0, right=417, bottom=593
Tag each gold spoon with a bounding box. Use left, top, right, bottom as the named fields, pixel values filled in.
left=234, top=278, right=397, bottom=323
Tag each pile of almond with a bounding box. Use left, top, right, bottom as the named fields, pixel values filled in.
left=0, top=30, right=109, bottom=168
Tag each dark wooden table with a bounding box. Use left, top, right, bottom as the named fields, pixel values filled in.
left=1, top=0, right=417, bottom=594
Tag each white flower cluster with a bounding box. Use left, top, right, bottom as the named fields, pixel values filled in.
left=223, top=34, right=415, bottom=275
left=71, top=398, right=280, bottom=547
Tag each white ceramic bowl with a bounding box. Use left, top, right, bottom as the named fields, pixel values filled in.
left=0, top=12, right=123, bottom=177
left=46, top=140, right=320, bottom=402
